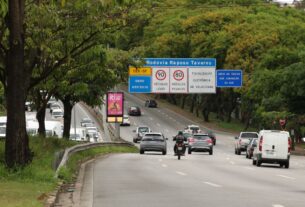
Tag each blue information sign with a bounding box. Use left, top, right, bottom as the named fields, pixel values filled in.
left=129, top=76, right=151, bottom=93
left=145, top=58, right=216, bottom=67
left=216, top=70, right=242, bottom=87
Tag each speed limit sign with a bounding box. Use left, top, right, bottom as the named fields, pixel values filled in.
left=152, top=68, right=169, bottom=93
left=170, top=68, right=187, bottom=93
left=155, top=70, right=167, bottom=80
left=173, top=70, right=184, bottom=81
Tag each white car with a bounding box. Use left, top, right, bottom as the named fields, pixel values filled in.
left=120, top=115, right=130, bottom=126
left=52, top=108, right=64, bottom=118
left=252, top=130, right=291, bottom=168
left=183, top=125, right=201, bottom=134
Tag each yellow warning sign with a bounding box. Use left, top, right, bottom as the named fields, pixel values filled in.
left=129, top=67, right=152, bottom=76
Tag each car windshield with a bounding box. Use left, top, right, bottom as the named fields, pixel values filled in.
left=82, top=118, right=92, bottom=123
left=241, top=133, right=258, bottom=138
left=139, top=127, right=149, bottom=132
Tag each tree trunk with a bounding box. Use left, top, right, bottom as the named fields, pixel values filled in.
left=190, top=94, right=197, bottom=113
left=180, top=95, right=187, bottom=109
left=202, top=108, right=209, bottom=122
left=5, top=0, right=32, bottom=168
left=62, top=97, right=73, bottom=139
left=36, top=104, right=46, bottom=137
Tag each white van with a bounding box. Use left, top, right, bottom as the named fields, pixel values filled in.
left=252, top=130, right=291, bottom=168
left=45, top=121, right=63, bottom=138
left=26, top=120, right=39, bottom=136
left=0, top=116, right=7, bottom=127
left=70, top=127, right=87, bottom=141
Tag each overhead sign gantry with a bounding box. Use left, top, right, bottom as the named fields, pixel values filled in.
left=129, top=58, right=217, bottom=93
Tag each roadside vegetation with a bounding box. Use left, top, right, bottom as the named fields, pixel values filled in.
left=0, top=138, right=137, bottom=206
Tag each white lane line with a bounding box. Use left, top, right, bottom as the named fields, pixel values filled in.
left=230, top=161, right=235, bottom=165
left=157, top=123, right=161, bottom=127
left=158, top=159, right=163, bottom=162
left=226, top=157, right=230, bottom=160
left=277, top=175, right=296, bottom=180
left=134, top=122, right=137, bottom=126
left=203, top=182, right=222, bottom=188
left=273, top=204, right=285, bottom=207
left=165, top=129, right=169, bottom=132
left=149, top=117, right=153, bottom=121
left=176, top=171, right=187, bottom=176
left=162, top=164, right=167, bottom=168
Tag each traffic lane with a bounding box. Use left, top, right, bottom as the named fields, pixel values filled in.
left=124, top=92, right=236, bottom=149
left=92, top=154, right=227, bottom=207
left=91, top=153, right=305, bottom=207
left=124, top=92, right=236, bottom=138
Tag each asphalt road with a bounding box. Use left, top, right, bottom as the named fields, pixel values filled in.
left=80, top=93, right=305, bottom=207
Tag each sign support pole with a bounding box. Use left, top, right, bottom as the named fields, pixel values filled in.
left=115, top=122, right=120, bottom=141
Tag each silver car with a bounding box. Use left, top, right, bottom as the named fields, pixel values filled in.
left=188, top=134, right=213, bottom=155
left=140, top=133, right=167, bottom=155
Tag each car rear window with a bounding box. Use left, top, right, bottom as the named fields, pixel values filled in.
left=190, top=126, right=200, bottom=130
left=142, top=136, right=164, bottom=141
left=241, top=133, right=258, bottom=138
left=130, top=107, right=137, bottom=110
left=139, top=128, right=149, bottom=132
left=193, top=135, right=209, bottom=140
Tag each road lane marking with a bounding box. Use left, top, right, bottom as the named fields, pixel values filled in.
left=226, top=157, right=230, bottom=160
left=230, top=161, right=235, bottom=165
left=273, top=204, right=285, bottom=207
left=277, top=175, right=295, bottom=180
left=162, top=164, right=167, bottom=168
left=176, top=171, right=186, bottom=176
left=149, top=117, right=153, bottom=121
left=244, top=167, right=254, bottom=170
left=157, top=123, right=161, bottom=127
left=158, top=159, right=163, bottom=162
left=165, top=129, right=169, bottom=132
left=203, top=182, right=222, bottom=188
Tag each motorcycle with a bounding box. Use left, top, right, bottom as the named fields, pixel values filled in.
left=175, top=143, right=185, bottom=160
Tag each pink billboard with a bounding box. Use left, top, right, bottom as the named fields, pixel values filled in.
left=107, top=92, right=124, bottom=116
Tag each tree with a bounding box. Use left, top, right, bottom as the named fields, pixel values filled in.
left=5, top=0, right=32, bottom=168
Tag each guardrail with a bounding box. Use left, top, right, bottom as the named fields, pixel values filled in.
left=54, top=141, right=134, bottom=178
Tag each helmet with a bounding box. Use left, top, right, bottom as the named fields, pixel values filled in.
left=178, top=131, right=183, bottom=135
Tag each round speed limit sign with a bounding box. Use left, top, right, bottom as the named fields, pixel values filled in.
left=155, top=70, right=167, bottom=80
left=173, top=70, right=184, bottom=81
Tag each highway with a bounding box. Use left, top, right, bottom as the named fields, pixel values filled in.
left=80, top=93, right=305, bottom=207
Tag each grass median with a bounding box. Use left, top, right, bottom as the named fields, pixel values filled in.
left=0, top=138, right=137, bottom=207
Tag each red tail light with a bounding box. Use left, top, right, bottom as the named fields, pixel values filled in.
left=207, top=138, right=213, bottom=144
left=259, top=136, right=263, bottom=151
left=288, top=137, right=291, bottom=153
left=188, top=138, right=195, bottom=143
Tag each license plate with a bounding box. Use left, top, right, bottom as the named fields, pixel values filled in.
left=178, top=147, right=183, bottom=150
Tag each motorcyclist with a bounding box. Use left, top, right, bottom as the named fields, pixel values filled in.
left=173, top=131, right=187, bottom=155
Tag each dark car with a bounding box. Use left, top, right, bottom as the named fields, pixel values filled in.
left=145, top=100, right=158, bottom=108
left=206, top=130, right=216, bottom=145
left=246, top=138, right=257, bottom=159
left=128, top=106, right=141, bottom=116
left=188, top=134, right=213, bottom=155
